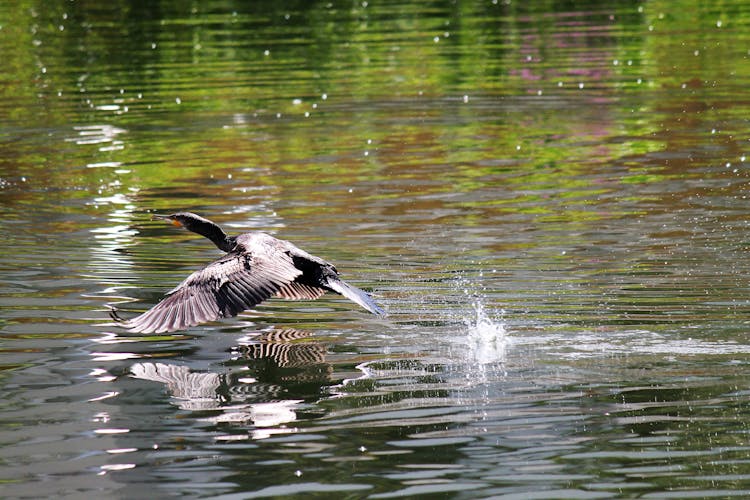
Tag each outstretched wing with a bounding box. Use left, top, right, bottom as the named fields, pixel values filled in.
left=118, top=249, right=302, bottom=334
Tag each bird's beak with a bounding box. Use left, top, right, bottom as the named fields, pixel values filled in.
left=152, top=214, right=182, bottom=227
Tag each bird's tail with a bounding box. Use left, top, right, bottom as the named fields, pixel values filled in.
left=326, top=279, right=386, bottom=316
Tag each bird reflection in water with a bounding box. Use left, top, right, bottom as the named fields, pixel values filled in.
left=129, top=328, right=331, bottom=437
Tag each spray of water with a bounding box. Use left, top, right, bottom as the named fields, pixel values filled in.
left=463, top=298, right=508, bottom=365
left=446, top=291, right=510, bottom=405
left=445, top=269, right=509, bottom=364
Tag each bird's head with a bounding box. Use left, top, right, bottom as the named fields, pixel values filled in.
left=152, top=212, right=211, bottom=231
left=152, top=212, right=233, bottom=252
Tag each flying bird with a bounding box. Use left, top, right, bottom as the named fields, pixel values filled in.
left=111, top=212, right=385, bottom=333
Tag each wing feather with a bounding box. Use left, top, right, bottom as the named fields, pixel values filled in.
left=275, top=282, right=327, bottom=300
left=119, top=247, right=302, bottom=334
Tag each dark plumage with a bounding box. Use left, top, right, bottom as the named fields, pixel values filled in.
left=111, top=212, right=385, bottom=333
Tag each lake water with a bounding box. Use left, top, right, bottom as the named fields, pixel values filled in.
left=4, top=1, right=750, bottom=498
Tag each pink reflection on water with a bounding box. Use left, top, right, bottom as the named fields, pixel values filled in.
left=510, top=8, right=620, bottom=92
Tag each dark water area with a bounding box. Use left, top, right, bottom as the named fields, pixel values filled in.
left=4, top=0, right=750, bottom=498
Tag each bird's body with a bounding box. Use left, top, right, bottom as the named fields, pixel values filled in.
left=112, top=212, right=385, bottom=333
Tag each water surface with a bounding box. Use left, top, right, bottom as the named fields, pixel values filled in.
left=3, top=1, right=750, bottom=498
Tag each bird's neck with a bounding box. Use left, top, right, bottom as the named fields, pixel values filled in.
left=215, top=235, right=236, bottom=253
left=190, top=220, right=234, bottom=252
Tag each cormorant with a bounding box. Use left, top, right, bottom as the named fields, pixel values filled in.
left=111, top=212, right=385, bottom=333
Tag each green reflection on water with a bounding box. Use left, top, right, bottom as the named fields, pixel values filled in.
left=4, top=0, right=737, bottom=217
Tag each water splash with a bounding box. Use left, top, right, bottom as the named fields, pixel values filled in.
left=447, top=269, right=508, bottom=365
left=463, top=299, right=508, bottom=365
left=445, top=297, right=509, bottom=405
